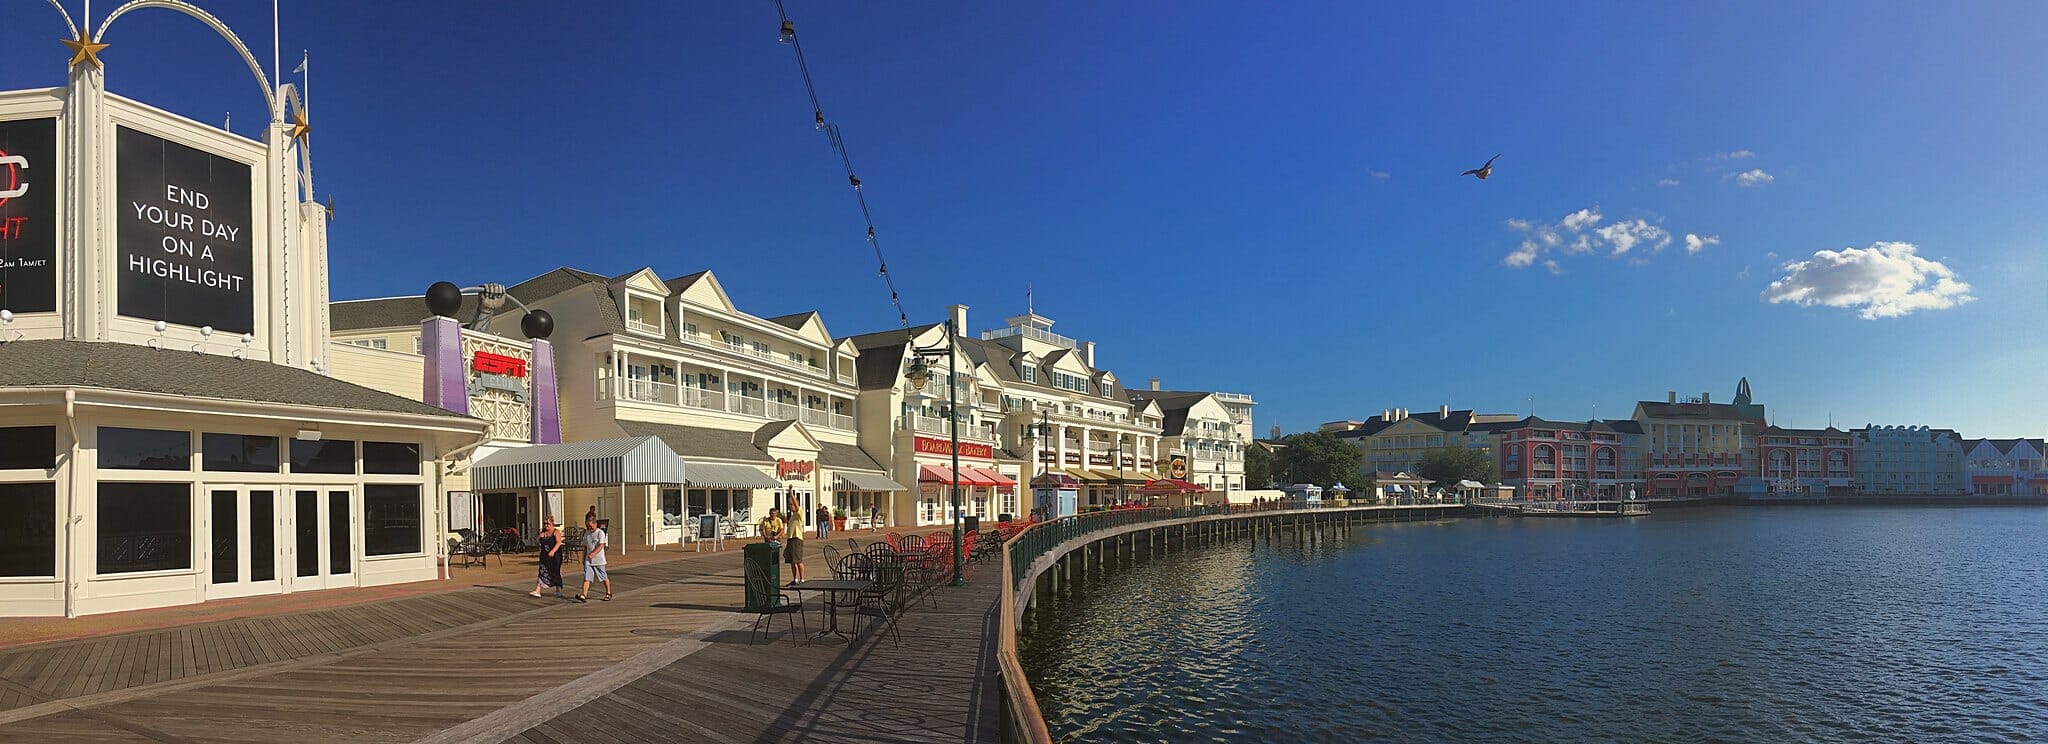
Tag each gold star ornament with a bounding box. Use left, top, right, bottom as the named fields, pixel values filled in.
left=288, top=107, right=312, bottom=144
left=62, top=28, right=109, bottom=70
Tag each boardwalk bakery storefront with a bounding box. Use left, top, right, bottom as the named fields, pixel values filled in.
left=0, top=38, right=489, bottom=616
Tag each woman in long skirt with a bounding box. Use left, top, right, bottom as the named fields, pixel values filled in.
left=530, top=517, right=564, bottom=597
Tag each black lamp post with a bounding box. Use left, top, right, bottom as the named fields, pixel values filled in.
left=904, top=320, right=966, bottom=586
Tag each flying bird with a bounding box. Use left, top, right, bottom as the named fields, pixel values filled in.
left=1462, top=154, right=1500, bottom=180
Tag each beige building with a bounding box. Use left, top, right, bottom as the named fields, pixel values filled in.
left=1333, top=407, right=1519, bottom=478
left=846, top=307, right=1164, bottom=520
left=1129, top=385, right=1255, bottom=497
left=332, top=268, right=902, bottom=546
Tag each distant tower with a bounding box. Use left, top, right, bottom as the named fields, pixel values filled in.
left=1734, top=377, right=1753, bottom=406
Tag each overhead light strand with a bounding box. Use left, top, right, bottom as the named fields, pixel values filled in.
left=772, top=1, right=911, bottom=335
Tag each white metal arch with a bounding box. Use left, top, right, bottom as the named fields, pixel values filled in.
left=96, top=0, right=275, bottom=112
left=46, top=0, right=79, bottom=38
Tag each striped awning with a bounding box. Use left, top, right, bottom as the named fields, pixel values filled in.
left=684, top=462, right=780, bottom=489
left=1064, top=467, right=1108, bottom=483
left=471, top=436, right=686, bottom=490
left=835, top=471, right=908, bottom=492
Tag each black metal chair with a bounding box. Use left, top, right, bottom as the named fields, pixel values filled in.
left=852, top=561, right=902, bottom=648
left=745, top=559, right=809, bottom=645
left=822, top=544, right=850, bottom=580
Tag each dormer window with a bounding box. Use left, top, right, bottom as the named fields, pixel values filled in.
left=1021, top=364, right=1037, bottom=383
left=625, top=294, right=663, bottom=336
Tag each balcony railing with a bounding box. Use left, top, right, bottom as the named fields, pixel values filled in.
left=600, top=378, right=854, bottom=430
left=900, top=415, right=997, bottom=443
left=980, top=325, right=1076, bottom=350
left=626, top=317, right=662, bottom=336
left=672, top=329, right=831, bottom=380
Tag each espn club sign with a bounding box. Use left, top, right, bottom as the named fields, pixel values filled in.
left=914, top=436, right=992, bottom=460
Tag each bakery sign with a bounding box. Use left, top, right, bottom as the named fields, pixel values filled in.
left=777, top=459, right=815, bottom=481
left=914, top=436, right=993, bottom=460
left=1169, top=454, right=1189, bottom=479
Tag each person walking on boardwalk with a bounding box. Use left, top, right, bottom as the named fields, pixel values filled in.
left=783, top=495, right=808, bottom=584
left=530, top=517, right=564, bottom=598
left=577, top=515, right=611, bottom=603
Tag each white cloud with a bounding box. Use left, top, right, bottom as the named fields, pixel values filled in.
left=1503, top=206, right=1700, bottom=270
left=1737, top=265, right=1751, bottom=280
left=1658, top=178, right=1681, bottom=187
left=1718, top=150, right=1757, bottom=160
left=1684, top=233, right=1721, bottom=254
left=1561, top=208, right=1603, bottom=231
left=1368, top=169, right=1391, bottom=180
left=1734, top=168, right=1775, bottom=187
left=1595, top=219, right=1671, bottom=255
left=1761, top=242, right=1975, bottom=319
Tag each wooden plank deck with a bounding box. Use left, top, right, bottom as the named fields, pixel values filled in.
left=490, top=573, right=1003, bottom=744
left=0, top=539, right=1004, bottom=743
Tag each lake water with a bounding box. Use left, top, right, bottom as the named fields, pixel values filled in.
left=1017, top=507, right=2048, bottom=742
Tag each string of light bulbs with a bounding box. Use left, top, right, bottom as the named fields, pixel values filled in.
left=773, top=0, right=912, bottom=334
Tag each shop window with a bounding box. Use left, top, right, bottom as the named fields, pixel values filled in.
left=363, top=484, right=421, bottom=556
left=203, top=433, right=280, bottom=473
left=362, top=442, right=421, bottom=475
left=98, top=482, right=191, bottom=574
left=0, top=483, right=56, bottom=576
left=0, top=426, right=57, bottom=470
left=662, top=489, right=682, bottom=521
left=98, top=427, right=191, bottom=471
left=291, top=439, right=356, bottom=474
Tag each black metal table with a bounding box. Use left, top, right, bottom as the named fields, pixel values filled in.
left=787, top=579, right=872, bottom=641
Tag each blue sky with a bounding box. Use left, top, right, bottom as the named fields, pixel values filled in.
left=9, top=1, right=2045, bottom=436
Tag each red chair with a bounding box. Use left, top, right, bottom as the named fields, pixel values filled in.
left=884, top=532, right=902, bottom=550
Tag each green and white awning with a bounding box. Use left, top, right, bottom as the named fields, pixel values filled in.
left=834, top=471, right=908, bottom=492
left=684, top=462, right=781, bottom=489
left=471, top=436, right=686, bottom=490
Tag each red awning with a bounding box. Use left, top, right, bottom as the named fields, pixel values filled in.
left=918, top=464, right=962, bottom=485
left=1138, top=478, right=1208, bottom=495
left=972, top=467, right=1017, bottom=486
left=920, top=464, right=1005, bottom=487
left=1973, top=475, right=2014, bottom=485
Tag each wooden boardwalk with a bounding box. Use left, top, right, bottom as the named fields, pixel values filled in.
left=0, top=539, right=1003, bottom=743
left=492, top=575, right=1002, bottom=744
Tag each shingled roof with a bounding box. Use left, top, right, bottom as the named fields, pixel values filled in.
left=332, top=267, right=621, bottom=335
left=615, top=419, right=885, bottom=471
left=0, top=340, right=473, bottom=419
left=1127, top=390, right=1213, bottom=436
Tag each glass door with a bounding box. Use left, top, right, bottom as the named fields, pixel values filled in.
left=208, top=488, right=280, bottom=599
left=292, top=488, right=355, bottom=590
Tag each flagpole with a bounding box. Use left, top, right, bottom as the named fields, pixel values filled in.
left=272, top=0, right=280, bottom=93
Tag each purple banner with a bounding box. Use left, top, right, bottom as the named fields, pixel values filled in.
left=529, top=339, right=560, bottom=444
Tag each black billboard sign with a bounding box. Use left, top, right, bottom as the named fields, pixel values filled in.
left=116, top=126, right=253, bottom=334
left=0, top=118, right=57, bottom=314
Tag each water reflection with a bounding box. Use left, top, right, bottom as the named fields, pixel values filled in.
left=1018, top=508, right=2048, bottom=742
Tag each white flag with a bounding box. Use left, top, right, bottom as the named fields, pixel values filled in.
left=292, top=52, right=307, bottom=75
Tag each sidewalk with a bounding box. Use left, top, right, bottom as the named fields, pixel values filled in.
left=0, top=528, right=1001, bottom=743
left=0, top=528, right=888, bottom=651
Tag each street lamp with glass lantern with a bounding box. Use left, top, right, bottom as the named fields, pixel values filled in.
left=903, top=321, right=967, bottom=586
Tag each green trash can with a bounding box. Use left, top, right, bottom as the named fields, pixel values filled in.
left=742, top=541, right=782, bottom=613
